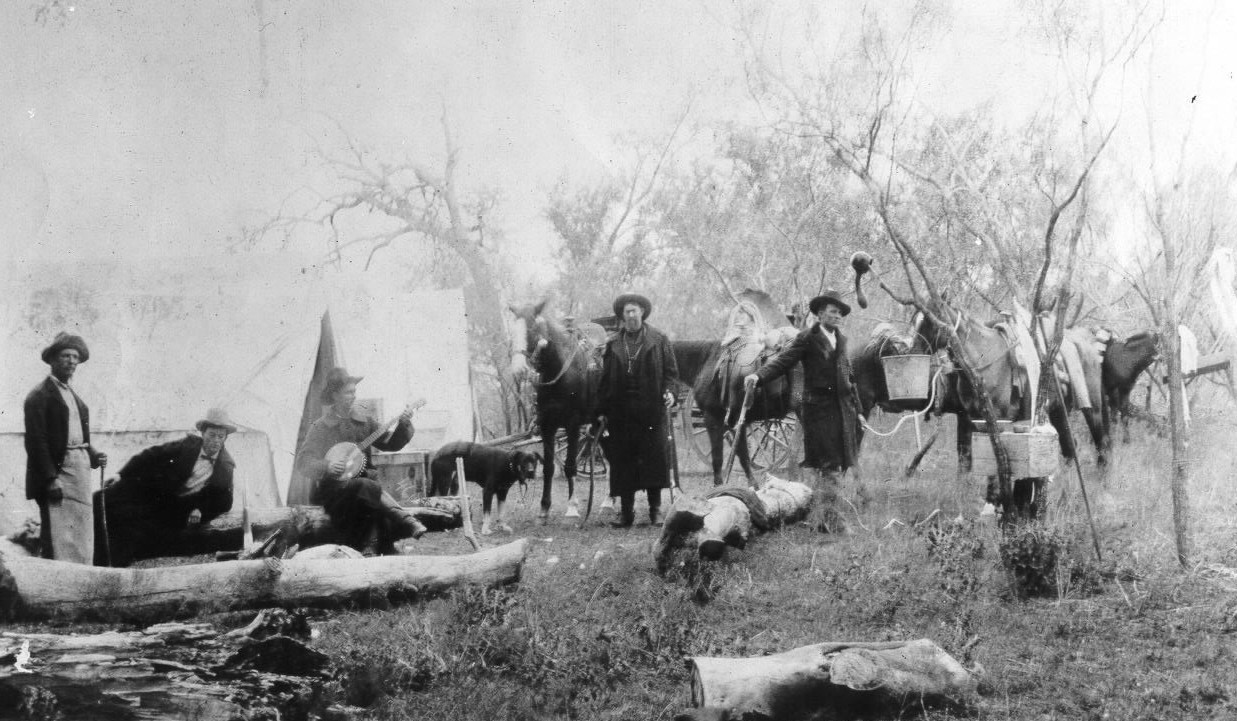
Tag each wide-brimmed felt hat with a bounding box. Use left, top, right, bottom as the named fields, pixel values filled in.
left=808, top=289, right=851, bottom=316
left=196, top=407, right=238, bottom=434
left=41, top=331, right=90, bottom=364
left=612, top=293, right=652, bottom=320
left=320, top=367, right=364, bottom=403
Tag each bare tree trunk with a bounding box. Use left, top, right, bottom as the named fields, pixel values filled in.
left=1162, top=298, right=1192, bottom=568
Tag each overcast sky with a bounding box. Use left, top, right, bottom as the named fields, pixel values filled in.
left=1, top=0, right=1233, bottom=284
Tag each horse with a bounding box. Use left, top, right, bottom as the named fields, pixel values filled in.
left=508, top=301, right=605, bottom=519
left=1100, top=330, right=1160, bottom=445
left=688, top=290, right=802, bottom=487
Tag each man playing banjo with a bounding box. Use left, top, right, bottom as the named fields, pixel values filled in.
left=294, top=367, right=427, bottom=555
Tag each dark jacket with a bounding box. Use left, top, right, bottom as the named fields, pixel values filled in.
left=755, top=323, right=861, bottom=470
left=596, top=324, right=679, bottom=493
left=107, top=435, right=235, bottom=525
left=294, top=410, right=413, bottom=504
left=23, top=377, right=103, bottom=500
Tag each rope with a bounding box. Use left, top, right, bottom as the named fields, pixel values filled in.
left=859, top=367, right=945, bottom=438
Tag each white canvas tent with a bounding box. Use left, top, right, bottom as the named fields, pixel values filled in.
left=0, top=254, right=472, bottom=535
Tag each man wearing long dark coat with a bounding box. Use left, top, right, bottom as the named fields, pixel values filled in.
left=93, top=408, right=237, bottom=566
left=294, top=367, right=426, bottom=554
left=23, top=332, right=108, bottom=562
left=745, top=289, right=861, bottom=533
left=596, top=293, right=679, bottom=528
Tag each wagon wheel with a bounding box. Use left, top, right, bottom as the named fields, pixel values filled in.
left=684, top=394, right=797, bottom=471
left=554, top=428, right=608, bottom=480
left=684, top=394, right=718, bottom=464
left=745, top=417, right=797, bottom=471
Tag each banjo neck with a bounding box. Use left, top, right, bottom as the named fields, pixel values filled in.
left=354, top=398, right=427, bottom=452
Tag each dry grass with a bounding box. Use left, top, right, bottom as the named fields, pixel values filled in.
left=307, top=402, right=1237, bottom=719
left=18, top=403, right=1211, bottom=720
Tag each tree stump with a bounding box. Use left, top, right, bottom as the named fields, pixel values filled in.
left=680, top=639, right=978, bottom=720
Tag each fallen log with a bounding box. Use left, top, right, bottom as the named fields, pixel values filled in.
left=0, top=538, right=528, bottom=623
left=677, top=639, right=978, bottom=721
left=0, top=611, right=330, bottom=720
left=158, top=499, right=462, bottom=559
left=655, top=476, right=813, bottom=572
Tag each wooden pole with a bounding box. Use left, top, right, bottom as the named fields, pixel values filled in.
left=455, top=457, right=480, bottom=551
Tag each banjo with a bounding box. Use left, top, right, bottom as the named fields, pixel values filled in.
left=324, top=398, right=426, bottom=481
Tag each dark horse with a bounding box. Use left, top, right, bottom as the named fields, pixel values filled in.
left=508, top=301, right=605, bottom=519
left=1101, top=330, right=1160, bottom=445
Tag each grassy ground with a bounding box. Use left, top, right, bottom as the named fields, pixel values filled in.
left=309, top=404, right=1237, bottom=720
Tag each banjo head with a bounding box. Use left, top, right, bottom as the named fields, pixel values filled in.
left=325, top=442, right=366, bottom=479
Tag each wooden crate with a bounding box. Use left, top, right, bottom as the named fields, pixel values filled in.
left=970, top=427, right=1058, bottom=478
left=370, top=450, right=432, bottom=500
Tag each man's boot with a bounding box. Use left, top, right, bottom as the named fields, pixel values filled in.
left=378, top=490, right=428, bottom=546
left=612, top=494, right=635, bottom=528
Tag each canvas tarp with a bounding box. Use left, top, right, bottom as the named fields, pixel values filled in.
left=0, top=254, right=472, bottom=534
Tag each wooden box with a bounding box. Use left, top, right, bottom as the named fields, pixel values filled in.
left=370, top=450, right=432, bottom=501
left=970, top=423, right=1058, bottom=478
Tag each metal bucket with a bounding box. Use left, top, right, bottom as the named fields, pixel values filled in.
left=880, top=354, right=932, bottom=401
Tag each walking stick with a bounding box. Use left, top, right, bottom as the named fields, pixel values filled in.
left=665, top=404, right=681, bottom=502
left=721, top=385, right=755, bottom=486
left=99, top=466, right=112, bottom=567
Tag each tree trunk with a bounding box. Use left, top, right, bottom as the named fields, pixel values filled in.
left=681, top=639, right=977, bottom=721
left=154, top=501, right=461, bottom=559
left=655, top=476, right=812, bottom=571
left=1164, top=322, right=1192, bottom=567
left=0, top=538, right=528, bottom=623
left=0, top=612, right=338, bottom=720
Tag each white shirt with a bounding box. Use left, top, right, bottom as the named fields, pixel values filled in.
left=180, top=452, right=217, bottom=496
left=820, top=326, right=837, bottom=349
left=50, top=376, right=84, bottom=446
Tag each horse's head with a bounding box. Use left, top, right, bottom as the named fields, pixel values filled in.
left=1123, top=330, right=1162, bottom=362
left=508, top=300, right=550, bottom=380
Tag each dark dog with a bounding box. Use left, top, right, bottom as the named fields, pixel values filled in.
left=429, top=441, right=540, bottom=534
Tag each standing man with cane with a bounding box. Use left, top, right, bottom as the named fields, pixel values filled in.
left=595, top=293, right=679, bottom=528
left=23, top=331, right=108, bottom=563
left=744, top=290, right=861, bottom=534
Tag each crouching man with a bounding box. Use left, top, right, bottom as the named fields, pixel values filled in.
left=94, top=408, right=237, bottom=566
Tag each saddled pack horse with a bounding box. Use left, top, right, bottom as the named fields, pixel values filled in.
left=689, top=290, right=800, bottom=487
left=852, top=254, right=1112, bottom=518
left=508, top=301, right=606, bottom=519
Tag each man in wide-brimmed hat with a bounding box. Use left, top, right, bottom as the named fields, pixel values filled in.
left=595, top=293, right=679, bottom=528
left=294, top=367, right=427, bottom=555
left=745, top=289, right=861, bottom=534
left=23, top=331, right=108, bottom=563
left=93, top=407, right=239, bottom=566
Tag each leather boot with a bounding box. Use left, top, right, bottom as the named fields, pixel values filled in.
left=379, top=491, right=428, bottom=542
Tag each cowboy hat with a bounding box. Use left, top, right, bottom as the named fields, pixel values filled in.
left=612, top=293, right=652, bottom=320
left=808, top=289, right=851, bottom=316
left=320, top=367, right=364, bottom=403
left=41, top=331, right=90, bottom=364
left=195, top=407, right=238, bottom=434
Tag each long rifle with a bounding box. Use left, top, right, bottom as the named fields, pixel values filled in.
left=99, top=466, right=112, bottom=567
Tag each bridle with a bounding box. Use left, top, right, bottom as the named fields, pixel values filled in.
left=520, top=315, right=584, bottom=387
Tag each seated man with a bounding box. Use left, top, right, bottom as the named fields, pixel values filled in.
left=93, top=408, right=237, bottom=567
left=294, top=367, right=427, bottom=555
